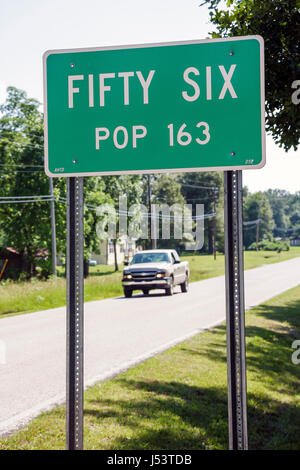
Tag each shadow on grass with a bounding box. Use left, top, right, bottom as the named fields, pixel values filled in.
left=0, top=310, right=15, bottom=316
left=254, top=298, right=300, bottom=331
left=82, top=291, right=300, bottom=450
left=182, top=294, right=300, bottom=391
left=85, top=381, right=228, bottom=450
left=182, top=325, right=300, bottom=397
left=84, top=378, right=300, bottom=450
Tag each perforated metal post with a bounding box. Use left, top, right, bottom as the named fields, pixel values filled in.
left=66, top=177, right=84, bottom=450
left=224, top=170, right=248, bottom=450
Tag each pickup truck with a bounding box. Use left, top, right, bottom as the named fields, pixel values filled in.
left=122, top=249, right=190, bottom=298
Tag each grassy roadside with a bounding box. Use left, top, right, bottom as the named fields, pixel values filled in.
left=1, top=247, right=300, bottom=319
left=1, top=284, right=299, bottom=450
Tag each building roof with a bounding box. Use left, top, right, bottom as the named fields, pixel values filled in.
left=0, top=247, right=20, bottom=255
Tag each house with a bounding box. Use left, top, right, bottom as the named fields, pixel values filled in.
left=0, top=247, right=22, bottom=279
left=57, top=238, right=139, bottom=267
left=0, top=247, right=49, bottom=278
left=93, top=238, right=137, bottom=265
left=290, top=237, right=300, bottom=247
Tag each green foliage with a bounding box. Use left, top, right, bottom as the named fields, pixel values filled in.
left=0, top=87, right=59, bottom=278
left=292, top=225, right=300, bottom=237
left=243, top=187, right=300, bottom=247
left=95, top=175, right=144, bottom=269
left=0, top=87, right=121, bottom=278
left=179, top=172, right=223, bottom=253
left=243, top=192, right=274, bottom=247
left=204, top=0, right=300, bottom=151
left=264, top=189, right=290, bottom=236
left=151, top=174, right=187, bottom=250
left=264, top=189, right=300, bottom=238
left=248, top=239, right=290, bottom=252
left=83, top=176, right=113, bottom=259
left=152, top=174, right=185, bottom=206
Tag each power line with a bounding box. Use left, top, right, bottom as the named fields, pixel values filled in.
left=0, top=163, right=43, bottom=168
left=0, top=199, right=53, bottom=204
left=243, top=219, right=261, bottom=226
left=181, top=183, right=219, bottom=191
left=0, top=170, right=44, bottom=174
left=0, top=195, right=51, bottom=199
left=2, top=131, right=44, bottom=140
left=56, top=196, right=216, bottom=220
left=0, top=141, right=44, bottom=151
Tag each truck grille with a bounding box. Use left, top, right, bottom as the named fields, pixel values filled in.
left=130, top=270, right=157, bottom=281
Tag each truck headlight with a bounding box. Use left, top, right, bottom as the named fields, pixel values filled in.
left=124, top=274, right=132, bottom=279
left=156, top=272, right=166, bottom=278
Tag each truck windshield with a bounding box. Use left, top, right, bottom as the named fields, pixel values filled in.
left=131, top=252, right=170, bottom=264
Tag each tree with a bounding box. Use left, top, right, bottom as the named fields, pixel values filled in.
left=203, top=0, right=300, bottom=151
left=0, top=87, right=112, bottom=278
left=82, top=176, right=114, bottom=276
left=243, top=192, right=274, bottom=248
left=262, top=189, right=300, bottom=238
left=0, top=87, right=62, bottom=278
left=265, top=189, right=290, bottom=236
left=99, top=175, right=144, bottom=270
left=179, top=172, right=223, bottom=254
left=287, top=191, right=300, bottom=232
left=151, top=174, right=187, bottom=250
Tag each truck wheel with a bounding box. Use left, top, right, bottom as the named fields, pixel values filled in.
left=180, top=276, right=189, bottom=293
left=165, top=279, right=174, bottom=296
left=124, top=288, right=132, bottom=298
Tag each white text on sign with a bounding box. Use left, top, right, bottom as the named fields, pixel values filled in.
left=68, top=65, right=237, bottom=151
left=94, top=122, right=211, bottom=150
left=67, top=65, right=238, bottom=108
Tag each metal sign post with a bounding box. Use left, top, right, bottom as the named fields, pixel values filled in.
left=224, top=170, right=248, bottom=450
left=66, top=177, right=84, bottom=450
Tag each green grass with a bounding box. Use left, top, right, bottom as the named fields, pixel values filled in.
left=0, top=267, right=123, bottom=319
left=1, top=247, right=300, bottom=319
left=183, top=246, right=300, bottom=282
left=1, top=284, right=299, bottom=450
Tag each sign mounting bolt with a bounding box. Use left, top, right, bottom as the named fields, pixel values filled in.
left=229, top=51, right=234, bottom=56
left=70, top=63, right=75, bottom=68
left=230, top=151, right=236, bottom=156
left=72, top=159, right=77, bottom=164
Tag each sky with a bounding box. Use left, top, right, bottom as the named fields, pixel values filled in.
left=0, top=0, right=299, bottom=193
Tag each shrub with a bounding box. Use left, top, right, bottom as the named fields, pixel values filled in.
left=247, top=240, right=290, bottom=252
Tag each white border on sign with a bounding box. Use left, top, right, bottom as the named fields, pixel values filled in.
left=43, top=36, right=265, bottom=177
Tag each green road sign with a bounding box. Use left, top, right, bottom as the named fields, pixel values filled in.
left=43, top=36, right=265, bottom=177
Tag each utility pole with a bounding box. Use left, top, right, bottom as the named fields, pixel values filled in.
left=256, top=199, right=262, bottom=251
left=49, top=177, right=57, bottom=276
left=147, top=175, right=157, bottom=249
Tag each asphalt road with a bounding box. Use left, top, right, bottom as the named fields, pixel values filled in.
left=1, top=256, right=300, bottom=435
